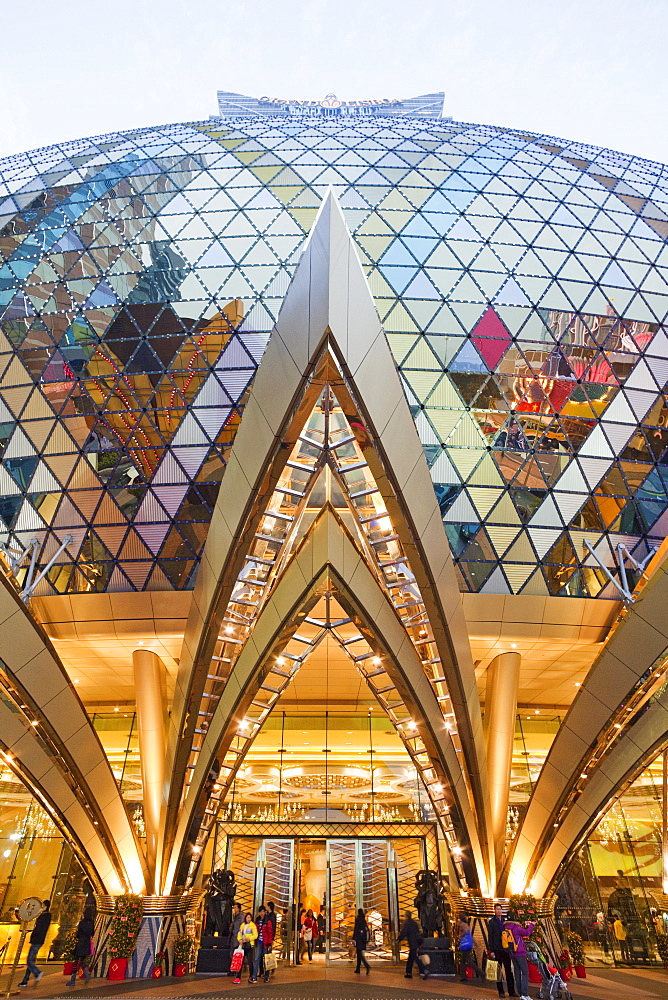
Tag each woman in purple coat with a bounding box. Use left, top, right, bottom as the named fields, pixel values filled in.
left=504, top=913, right=535, bottom=1000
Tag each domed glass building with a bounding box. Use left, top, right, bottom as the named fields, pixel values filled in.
left=0, top=93, right=666, bottom=976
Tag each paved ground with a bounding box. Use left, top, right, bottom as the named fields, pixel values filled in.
left=2, top=962, right=665, bottom=1000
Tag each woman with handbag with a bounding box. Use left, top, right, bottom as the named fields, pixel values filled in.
left=235, top=913, right=258, bottom=984
left=353, top=909, right=371, bottom=974
left=458, top=914, right=483, bottom=982
left=254, top=906, right=276, bottom=983
left=66, top=908, right=95, bottom=988
left=302, top=909, right=317, bottom=962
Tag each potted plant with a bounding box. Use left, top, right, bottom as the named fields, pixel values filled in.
left=567, top=932, right=586, bottom=977
left=558, top=947, right=572, bottom=981
left=62, top=929, right=78, bottom=976
left=507, top=893, right=539, bottom=925
left=107, top=894, right=143, bottom=980
left=151, top=951, right=165, bottom=978
left=173, top=933, right=194, bottom=976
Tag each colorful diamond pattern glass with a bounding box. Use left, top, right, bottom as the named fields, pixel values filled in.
left=1, top=112, right=668, bottom=596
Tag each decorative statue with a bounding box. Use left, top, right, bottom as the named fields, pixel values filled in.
left=414, top=869, right=449, bottom=936
left=204, top=869, right=237, bottom=937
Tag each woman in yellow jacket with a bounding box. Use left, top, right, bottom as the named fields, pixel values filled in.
left=235, top=913, right=258, bottom=984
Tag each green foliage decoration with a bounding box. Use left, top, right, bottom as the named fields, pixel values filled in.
left=566, top=932, right=584, bottom=965
left=507, top=893, right=539, bottom=925
left=173, top=933, right=195, bottom=966
left=108, top=894, right=143, bottom=960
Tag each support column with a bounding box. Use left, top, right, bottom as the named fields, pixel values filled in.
left=485, top=651, right=521, bottom=871
left=133, top=649, right=167, bottom=893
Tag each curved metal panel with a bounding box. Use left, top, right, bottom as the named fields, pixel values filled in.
left=0, top=573, right=146, bottom=893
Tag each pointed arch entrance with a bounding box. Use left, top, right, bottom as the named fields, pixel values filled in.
left=162, top=191, right=493, bottom=897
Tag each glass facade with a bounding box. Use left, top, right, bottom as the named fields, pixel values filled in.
left=557, top=754, right=667, bottom=965
left=1, top=105, right=668, bottom=596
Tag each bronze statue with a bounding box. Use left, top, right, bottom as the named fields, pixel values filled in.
left=414, top=869, right=449, bottom=936
left=204, top=869, right=237, bottom=937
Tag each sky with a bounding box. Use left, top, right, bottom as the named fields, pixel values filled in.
left=1, top=0, right=667, bottom=164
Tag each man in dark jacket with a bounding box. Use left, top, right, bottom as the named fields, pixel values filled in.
left=487, top=903, right=517, bottom=997
left=19, top=899, right=51, bottom=987
left=397, top=909, right=422, bottom=978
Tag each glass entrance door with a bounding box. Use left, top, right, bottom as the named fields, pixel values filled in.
left=326, top=839, right=393, bottom=964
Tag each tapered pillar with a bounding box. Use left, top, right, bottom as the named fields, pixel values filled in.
left=133, top=648, right=167, bottom=892
left=485, top=651, right=521, bottom=871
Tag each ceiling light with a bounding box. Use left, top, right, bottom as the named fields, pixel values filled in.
left=224, top=625, right=234, bottom=635
left=372, top=656, right=381, bottom=666
left=575, top=682, right=581, bottom=687
left=276, top=657, right=285, bottom=666
left=510, top=643, right=517, bottom=649
left=30, top=721, right=38, bottom=727
left=137, top=640, right=144, bottom=646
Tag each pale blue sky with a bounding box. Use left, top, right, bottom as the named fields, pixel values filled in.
left=1, top=0, right=667, bottom=163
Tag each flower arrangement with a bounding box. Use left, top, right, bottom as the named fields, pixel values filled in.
left=566, top=932, right=584, bottom=965
left=656, top=935, right=668, bottom=963
left=558, top=947, right=571, bottom=969
left=108, top=894, right=143, bottom=961
left=173, top=933, right=195, bottom=967
left=507, top=893, right=539, bottom=925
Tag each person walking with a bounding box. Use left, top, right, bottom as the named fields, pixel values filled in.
left=317, top=910, right=326, bottom=953
left=66, top=908, right=94, bottom=988
left=504, top=912, right=534, bottom=1000
left=353, top=909, right=371, bottom=974
left=18, top=899, right=51, bottom=987
left=613, top=916, right=630, bottom=961
left=458, top=914, right=483, bottom=982
left=266, top=901, right=277, bottom=938
left=235, top=912, right=258, bottom=984
left=397, top=909, right=422, bottom=979
left=487, top=903, right=517, bottom=998
left=253, top=906, right=275, bottom=983
left=302, top=908, right=317, bottom=962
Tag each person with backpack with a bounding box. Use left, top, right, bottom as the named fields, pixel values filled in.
left=18, top=899, right=51, bottom=987
left=504, top=911, right=535, bottom=1000
left=487, top=903, right=517, bottom=997
left=458, top=914, right=483, bottom=982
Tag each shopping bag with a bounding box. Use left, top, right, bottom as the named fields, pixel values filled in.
left=264, top=952, right=277, bottom=971
left=230, top=947, right=244, bottom=972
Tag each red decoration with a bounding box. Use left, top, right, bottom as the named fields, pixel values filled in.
left=528, top=961, right=542, bottom=984
left=107, top=957, right=128, bottom=980
left=151, top=966, right=163, bottom=978
left=63, top=962, right=74, bottom=976
left=173, top=963, right=187, bottom=977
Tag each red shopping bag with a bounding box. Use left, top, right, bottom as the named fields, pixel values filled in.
left=230, top=948, right=244, bottom=973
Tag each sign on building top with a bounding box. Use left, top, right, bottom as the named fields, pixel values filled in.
left=214, top=90, right=447, bottom=120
